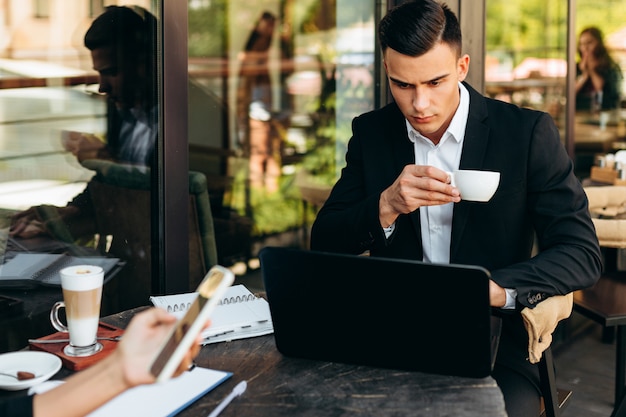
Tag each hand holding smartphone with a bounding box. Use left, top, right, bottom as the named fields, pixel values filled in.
left=149, top=265, right=234, bottom=382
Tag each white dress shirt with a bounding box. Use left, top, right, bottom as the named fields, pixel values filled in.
left=384, top=83, right=516, bottom=308
left=117, top=105, right=157, bottom=165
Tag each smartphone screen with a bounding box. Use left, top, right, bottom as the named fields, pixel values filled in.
left=149, top=265, right=234, bottom=381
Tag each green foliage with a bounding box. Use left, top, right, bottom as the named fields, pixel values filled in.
left=575, top=0, right=626, bottom=35
left=486, top=0, right=567, bottom=64
left=187, top=0, right=375, bottom=236
left=486, top=0, right=626, bottom=66
left=248, top=179, right=303, bottom=235
left=188, top=0, right=227, bottom=57
left=227, top=167, right=302, bottom=236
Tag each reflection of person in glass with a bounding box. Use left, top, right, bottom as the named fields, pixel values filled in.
left=236, top=11, right=281, bottom=193
left=575, top=26, right=623, bottom=112
left=10, top=6, right=158, bottom=240
left=64, top=5, right=158, bottom=165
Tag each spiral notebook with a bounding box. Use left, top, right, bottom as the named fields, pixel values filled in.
left=150, top=284, right=274, bottom=344
left=0, top=253, right=123, bottom=289
left=259, top=247, right=498, bottom=378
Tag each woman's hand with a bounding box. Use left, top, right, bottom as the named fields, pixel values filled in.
left=111, top=308, right=208, bottom=389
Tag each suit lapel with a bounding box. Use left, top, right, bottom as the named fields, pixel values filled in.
left=450, top=84, right=490, bottom=261
left=388, top=105, right=414, bottom=169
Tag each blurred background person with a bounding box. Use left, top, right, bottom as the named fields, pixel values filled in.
left=575, top=26, right=623, bottom=113
left=236, top=11, right=282, bottom=193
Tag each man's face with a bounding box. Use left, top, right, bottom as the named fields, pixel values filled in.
left=91, top=46, right=140, bottom=110
left=384, top=42, right=469, bottom=144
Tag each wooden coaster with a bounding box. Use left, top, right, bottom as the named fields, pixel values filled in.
left=29, top=322, right=124, bottom=371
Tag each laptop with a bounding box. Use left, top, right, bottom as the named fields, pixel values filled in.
left=259, top=246, right=499, bottom=378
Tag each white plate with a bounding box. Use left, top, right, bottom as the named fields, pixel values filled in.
left=0, top=351, right=62, bottom=391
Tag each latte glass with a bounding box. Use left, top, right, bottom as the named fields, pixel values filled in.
left=50, top=265, right=104, bottom=357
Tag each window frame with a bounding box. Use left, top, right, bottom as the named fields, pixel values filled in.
left=159, top=0, right=190, bottom=294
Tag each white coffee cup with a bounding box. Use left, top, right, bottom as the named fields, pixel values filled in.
left=50, top=265, right=104, bottom=357
left=450, top=170, right=500, bottom=202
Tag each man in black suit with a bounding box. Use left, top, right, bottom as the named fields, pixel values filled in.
left=310, top=1, right=602, bottom=416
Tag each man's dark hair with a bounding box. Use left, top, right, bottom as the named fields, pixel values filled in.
left=84, top=5, right=158, bottom=111
left=84, top=5, right=157, bottom=61
left=379, top=0, right=462, bottom=57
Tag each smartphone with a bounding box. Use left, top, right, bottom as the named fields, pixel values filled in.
left=149, top=265, right=235, bottom=382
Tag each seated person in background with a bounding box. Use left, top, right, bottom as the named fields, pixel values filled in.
left=10, top=5, right=158, bottom=241
left=1, top=308, right=207, bottom=417
left=575, top=26, right=623, bottom=112
left=310, top=1, right=602, bottom=417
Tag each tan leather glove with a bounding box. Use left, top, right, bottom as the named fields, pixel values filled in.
left=521, top=293, right=573, bottom=364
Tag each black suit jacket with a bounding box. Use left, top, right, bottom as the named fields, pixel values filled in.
left=311, top=82, right=601, bottom=309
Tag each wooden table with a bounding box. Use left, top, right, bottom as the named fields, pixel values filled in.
left=1, top=307, right=508, bottom=416
left=574, top=121, right=620, bottom=153
left=124, top=308, right=508, bottom=416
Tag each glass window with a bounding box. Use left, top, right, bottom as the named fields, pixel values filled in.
left=574, top=1, right=626, bottom=179
left=485, top=1, right=568, bottom=132
left=0, top=0, right=379, bottom=328
left=0, top=2, right=160, bottom=314
left=0, top=0, right=380, bottom=335
left=187, top=0, right=377, bottom=278
left=485, top=0, right=626, bottom=180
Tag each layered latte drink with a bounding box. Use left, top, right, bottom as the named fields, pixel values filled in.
left=51, top=265, right=104, bottom=357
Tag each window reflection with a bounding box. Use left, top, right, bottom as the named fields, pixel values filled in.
left=485, top=0, right=626, bottom=180
left=188, top=0, right=376, bottom=273
left=236, top=11, right=284, bottom=193
left=0, top=0, right=378, bottom=314
left=0, top=3, right=159, bottom=314
left=485, top=2, right=567, bottom=130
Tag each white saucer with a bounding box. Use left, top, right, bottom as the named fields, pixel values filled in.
left=0, top=351, right=62, bottom=391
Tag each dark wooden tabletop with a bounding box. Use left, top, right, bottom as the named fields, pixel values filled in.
left=98, top=307, right=508, bottom=417
left=0, top=307, right=507, bottom=416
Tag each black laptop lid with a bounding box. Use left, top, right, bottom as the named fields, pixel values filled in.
left=259, top=247, right=495, bottom=378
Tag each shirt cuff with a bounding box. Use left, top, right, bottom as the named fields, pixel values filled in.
left=382, top=222, right=395, bottom=239
left=503, top=288, right=517, bottom=309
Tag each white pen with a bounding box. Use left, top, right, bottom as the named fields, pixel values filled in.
left=207, top=380, right=247, bottom=417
